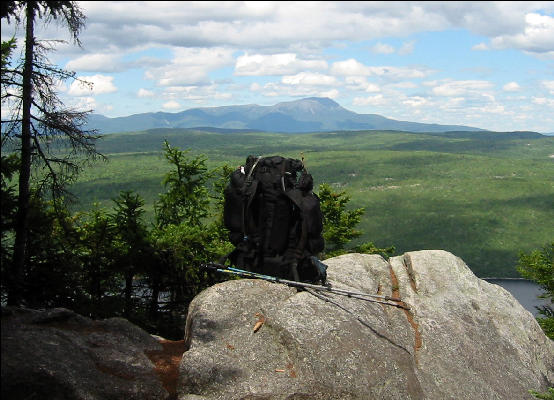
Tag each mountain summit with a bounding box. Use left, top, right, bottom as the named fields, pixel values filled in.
left=86, top=97, right=484, bottom=134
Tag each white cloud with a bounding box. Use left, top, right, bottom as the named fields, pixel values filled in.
left=3, top=1, right=549, bottom=132
left=344, top=76, right=380, bottom=92
left=472, top=43, right=489, bottom=51
left=532, top=97, right=554, bottom=106
left=365, top=82, right=381, bottom=93
left=66, top=53, right=123, bottom=72
left=322, top=89, right=340, bottom=99
left=163, top=100, right=181, bottom=110
left=146, top=47, right=235, bottom=86
left=68, top=75, right=117, bottom=96
left=281, top=72, right=337, bottom=86
left=353, top=94, right=386, bottom=106
left=331, top=59, right=431, bottom=80
left=256, top=81, right=338, bottom=98
left=503, top=82, right=521, bottom=92
left=403, top=96, right=429, bottom=107
left=75, top=2, right=547, bottom=51
left=235, top=53, right=327, bottom=76
left=5, top=2, right=553, bottom=59
left=481, top=104, right=506, bottom=114
left=65, top=96, right=97, bottom=113
left=543, top=80, right=554, bottom=95
left=432, top=80, right=493, bottom=97
left=331, top=59, right=370, bottom=76
left=160, top=84, right=234, bottom=103
left=445, top=97, right=466, bottom=107
left=490, top=13, right=554, bottom=56
left=398, top=40, right=415, bottom=55
left=371, top=43, right=395, bottom=54
left=389, top=81, right=418, bottom=89
left=213, top=92, right=233, bottom=100
left=138, top=88, right=155, bottom=98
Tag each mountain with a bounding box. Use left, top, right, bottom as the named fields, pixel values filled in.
left=86, top=97, right=485, bottom=134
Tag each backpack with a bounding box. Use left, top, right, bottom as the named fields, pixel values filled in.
left=222, top=155, right=326, bottom=283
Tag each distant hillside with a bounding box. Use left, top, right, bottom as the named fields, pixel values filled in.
left=85, top=97, right=486, bottom=134
left=73, top=127, right=554, bottom=277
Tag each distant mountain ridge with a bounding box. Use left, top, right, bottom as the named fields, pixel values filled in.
left=86, top=97, right=486, bottom=134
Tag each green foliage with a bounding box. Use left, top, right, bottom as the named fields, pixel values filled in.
left=3, top=121, right=553, bottom=342
left=1, top=37, right=16, bottom=71
left=110, top=190, right=153, bottom=316
left=0, top=153, right=19, bottom=273
left=517, top=242, right=554, bottom=340
left=75, top=205, right=121, bottom=317
left=353, top=242, right=396, bottom=260
left=70, top=128, right=554, bottom=277
left=317, top=183, right=364, bottom=257
left=147, top=141, right=233, bottom=337
left=155, top=140, right=211, bottom=227
left=317, top=182, right=393, bottom=259
left=0, top=136, right=236, bottom=338
left=529, top=387, right=554, bottom=400
left=2, top=0, right=100, bottom=306
left=516, top=243, right=554, bottom=294
left=153, top=222, right=232, bottom=300
left=20, top=196, right=85, bottom=309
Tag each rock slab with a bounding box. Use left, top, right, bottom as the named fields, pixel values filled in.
left=1, top=307, right=168, bottom=400
left=178, top=250, right=554, bottom=400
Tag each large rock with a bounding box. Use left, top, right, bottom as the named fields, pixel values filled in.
left=178, top=250, right=554, bottom=400
left=1, top=307, right=168, bottom=400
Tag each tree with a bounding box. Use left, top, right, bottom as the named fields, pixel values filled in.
left=154, top=140, right=211, bottom=228
left=317, top=183, right=394, bottom=258
left=516, top=242, right=553, bottom=340
left=317, top=183, right=365, bottom=256
left=150, top=142, right=233, bottom=338
left=20, top=195, right=84, bottom=309
left=76, top=205, right=120, bottom=318
left=0, top=33, right=19, bottom=294
left=0, top=153, right=20, bottom=300
left=1, top=1, right=101, bottom=305
left=110, top=190, right=152, bottom=317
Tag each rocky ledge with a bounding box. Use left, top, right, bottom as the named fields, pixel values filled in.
left=2, top=250, right=553, bottom=400
left=179, top=250, right=553, bottom=400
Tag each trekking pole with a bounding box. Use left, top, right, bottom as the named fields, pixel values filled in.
left=203, top=263, right=409, bottom=310
left=225, top=265, right=403, bottom=302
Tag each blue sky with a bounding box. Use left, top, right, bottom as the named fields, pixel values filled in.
left=2, top=1, right=554, bottom=132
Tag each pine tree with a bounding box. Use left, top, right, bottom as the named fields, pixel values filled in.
left=1, top=1, right=101, bottom=305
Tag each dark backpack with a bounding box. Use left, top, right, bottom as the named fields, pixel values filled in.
left=222, top=155, right=326, bottom=283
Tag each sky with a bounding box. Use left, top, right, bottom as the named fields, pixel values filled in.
left=2, top=1, right=554, bottom=133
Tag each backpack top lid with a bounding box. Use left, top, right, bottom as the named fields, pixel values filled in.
left=242, top=155, right=307, bottom=193
left=244, top=155, right=304, bottom=177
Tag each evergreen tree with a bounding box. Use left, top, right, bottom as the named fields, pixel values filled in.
left=150, top=142, right=232, bottom=338
left=317, top=183, right=365, bottom=256
left=1, top=1, right=101, bottom=305
left=154, top=140, right=210, bottom=228
left=110, top=190, right=152, bottom=317
left=317, top=183, right=394, bottom=258
left=517, top=242, right=554, bottom=340
left=19, top=196, right=84, bottom=309
left=76, top=205, right=120, bottom=318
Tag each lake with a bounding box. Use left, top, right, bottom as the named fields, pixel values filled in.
left=483, top=278, right=551, bottom=316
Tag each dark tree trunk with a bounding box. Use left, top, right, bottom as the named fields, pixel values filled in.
left=124, top=270, right=133, bottom=317
left=9, top=2, right=35, bottom=306
left=149, top=276, right=160, bottom=319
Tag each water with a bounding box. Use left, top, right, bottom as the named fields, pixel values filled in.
left=483, top=278, right=552, bottom=316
